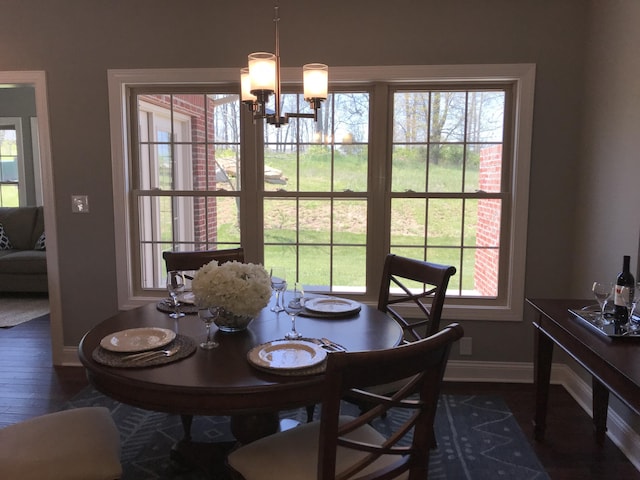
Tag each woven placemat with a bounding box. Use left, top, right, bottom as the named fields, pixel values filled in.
left=247, top=337, right=347, bottom=376
left=156, top=300, right=199, bottom=315
left=250, top=359, right=327, bottom=376
left=298, top=306, right=361, bottom=319
left=92, top=334, right=197, bottom=368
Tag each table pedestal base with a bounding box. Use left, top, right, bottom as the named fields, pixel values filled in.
left=170, top=438, right=236, bottom=477
left=230, top=412, right=281, bottom=444
left=170, top=413, right=300, bottom=477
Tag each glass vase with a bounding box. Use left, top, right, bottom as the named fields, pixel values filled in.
left=214, top=308, right=254, bottom=333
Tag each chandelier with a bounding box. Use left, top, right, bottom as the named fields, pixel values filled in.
left=240, top=3, right=328, bottom=128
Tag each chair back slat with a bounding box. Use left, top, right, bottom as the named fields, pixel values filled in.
left=162, top=248, right=245, bottom=273
left=318, top=323, right=464, bottom=480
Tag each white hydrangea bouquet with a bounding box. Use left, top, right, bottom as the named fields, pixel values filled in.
left=191, top=260, right=272, bottom=317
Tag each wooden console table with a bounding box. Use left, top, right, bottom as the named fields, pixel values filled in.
left=527, top=298, right=640, bottom=445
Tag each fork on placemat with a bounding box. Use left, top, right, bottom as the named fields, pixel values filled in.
left=121, top=345, right=180, bottom=362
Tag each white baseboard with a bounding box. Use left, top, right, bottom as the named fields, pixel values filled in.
left=444, top=360, right=640, bottom=473
left=62, top=346, right=82, bottom=366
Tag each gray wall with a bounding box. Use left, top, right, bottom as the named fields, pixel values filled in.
left=4, top=0, right=639, bottom=429
left=0, top=0, right=590, bottom=353
left=573, top=0, right=640, bottom=292
left=570, top=0, right=640, bottom=431
left=12, top=0, right=640, bottom=367
left=1, top=0, right=638, bottom=444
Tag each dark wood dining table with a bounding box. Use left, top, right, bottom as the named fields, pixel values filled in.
left=78, top=298, right=403, bottom=447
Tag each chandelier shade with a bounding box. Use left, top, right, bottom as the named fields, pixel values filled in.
left=248, top=52, right=277, bottom=93
left=303, top=63, right=328, bottom=101
left=240, top=68, right=257, bottom=104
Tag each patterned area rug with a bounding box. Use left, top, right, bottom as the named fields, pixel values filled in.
left=0, top=293, right=49, bottom=328
left=66, top=388, right=549, bottom=480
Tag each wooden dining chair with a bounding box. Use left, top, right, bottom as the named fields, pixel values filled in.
left=227, top=323, right=464, bottom=480
left=0, top=406, right=122, bottom=480
left=305, top=254, right=457, bottom=423
left=343, top=254, right=457, bottom=424
left=162, top=247, right=245, bottom=275
left=162, top=247, right=245, bottom=442
left=378, top=254, right=457, bottom=342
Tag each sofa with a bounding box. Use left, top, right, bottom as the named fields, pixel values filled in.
left=0, top=206, right=48, bottom=293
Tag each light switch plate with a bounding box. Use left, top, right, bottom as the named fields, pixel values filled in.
left=71, top=195, right=89, bottom=213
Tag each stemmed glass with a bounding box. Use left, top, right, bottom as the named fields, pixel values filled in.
left=624, top=283, right=640, bottom=333
left=198, top=307, right=220, bottom=349
left=270, top=267, right=287, bottom=313
left=166, top=271, right=186, bottom=319
left=592, top=281, right=613, bottom=326
left=284, top=282, right=304, bottom=340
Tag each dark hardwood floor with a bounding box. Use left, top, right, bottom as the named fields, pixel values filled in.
left=1, top=315, right=638, bottom=479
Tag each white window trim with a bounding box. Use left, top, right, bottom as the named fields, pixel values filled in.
left=108, top=64, right=535, bottom=321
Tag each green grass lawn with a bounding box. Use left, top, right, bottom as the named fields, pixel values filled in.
left=156, top=148, right=483, bottom=290
left=0, top=184, right=19, bottom=207
left=260, top=149, right=480, bottom=288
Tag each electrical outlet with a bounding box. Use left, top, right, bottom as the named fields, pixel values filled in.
left=71, top=195, right=89, bottom=213
left=459, top=337, right=472, bottom=356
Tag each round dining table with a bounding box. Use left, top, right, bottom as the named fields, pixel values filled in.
left=78, top=298, right=403, bottom=445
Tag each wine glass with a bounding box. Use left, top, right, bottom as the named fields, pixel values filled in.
left=166, top=271, right=186, bottom=319
left=199, top=307, right=220, bottom=349
left=624, top=283, right=640, bottom=333
left=270, top=267, right=287, bottom=313
left=284, top=282, right=304, bottom=340
left=592, top=281, right=613, bottom=326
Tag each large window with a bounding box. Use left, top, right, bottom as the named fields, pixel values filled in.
left=390, top=88, right=508, bottom=303
left=112, top=65, right=534, bottom=320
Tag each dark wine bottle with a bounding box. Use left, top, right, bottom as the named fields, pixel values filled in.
left=614, top=255, right=635, bottom=323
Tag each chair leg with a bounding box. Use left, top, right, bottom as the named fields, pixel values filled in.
left=429, top=426, right=438, bottom=450
left=305, top=404, right=315, bottom=422
left=181, top=414, right=193, bottom=441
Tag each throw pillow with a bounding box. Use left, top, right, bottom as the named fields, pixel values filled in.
left=35, top=231, right=46, bottom=251
left=0, top=223, right=12, bottom=250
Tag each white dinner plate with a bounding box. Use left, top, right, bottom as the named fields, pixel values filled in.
left=248, top=340, right=327, bottom=371
left=304, top=297, right=361, bottom=314
left=100, top=327, right=177, bottom=353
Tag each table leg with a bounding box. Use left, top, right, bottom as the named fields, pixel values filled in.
left=592, top=377, right=609, bottom=445
left=533, top=323, right=553, bottom=441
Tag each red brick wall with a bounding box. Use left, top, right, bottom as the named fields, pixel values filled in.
left=474, top=145, right=502, bottom=296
